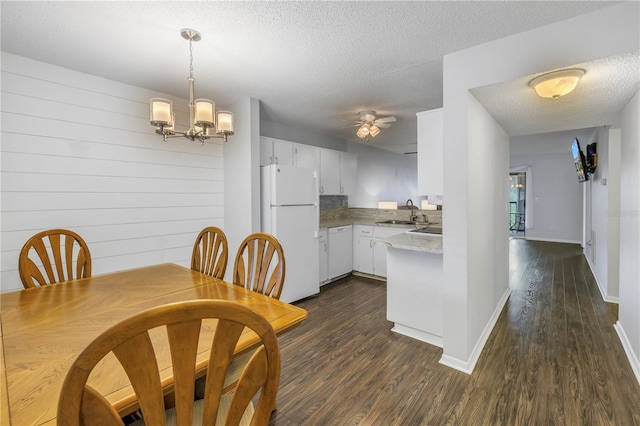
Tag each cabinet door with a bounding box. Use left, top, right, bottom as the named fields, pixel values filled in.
left=373, top=227, right=405, bottom=277
left=417, top=108, right=443, bottom=196
left=319, top=229, right=329, bottom=284
left=319, top=149, right=341, bottom=195
left=328, top=226, right=352, bottom=278
left=354, top=237, right=374, bottom=274
left=273, top=140, right=294, bottom=166
left=352, top=225, right=374, bottom=273
left=339, top=152, right=357, bottom=195
left=260, top=137, right=274, bottom=166
left=294, top=144, right=320, bottom=172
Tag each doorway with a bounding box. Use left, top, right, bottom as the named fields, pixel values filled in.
left=509, top=172, right=526, bottom=237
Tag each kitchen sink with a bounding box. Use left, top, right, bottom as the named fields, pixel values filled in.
left=409, top=227, right=442, bottom=235
left=375, top=220, right=418, bottom=225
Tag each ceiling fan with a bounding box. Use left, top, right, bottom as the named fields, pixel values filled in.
left=346, top=110, right=397, bottom=139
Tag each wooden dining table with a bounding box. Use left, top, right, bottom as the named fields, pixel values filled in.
left=0, top=263, right=308, bottom=425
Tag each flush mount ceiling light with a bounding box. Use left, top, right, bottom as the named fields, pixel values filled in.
left=529, top=68, right=585, bottom=99
left=150, top=29, right=234, bottom=145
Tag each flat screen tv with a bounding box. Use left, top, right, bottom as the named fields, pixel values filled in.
left=571, top=138, right=589, bottom=182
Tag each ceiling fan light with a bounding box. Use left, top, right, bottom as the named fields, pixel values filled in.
left=356, top=123, right=370, bottom=138
left=529, top=68, right=585, bottom=99
left=359, top=110, right=376, bottom=123
left=369, top=125, right=380, bottom=137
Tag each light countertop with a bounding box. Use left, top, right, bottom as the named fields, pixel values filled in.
left=377, top=232, right=443, bottom=254
left=320, top=219, right=438, bottom=230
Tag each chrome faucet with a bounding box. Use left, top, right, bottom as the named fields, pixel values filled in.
left=406, top=199, right=418, bottom=222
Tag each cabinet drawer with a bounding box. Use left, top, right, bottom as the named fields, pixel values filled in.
left=353, top=225, right=374, bottom=237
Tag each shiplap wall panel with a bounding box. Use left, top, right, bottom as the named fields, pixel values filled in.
left=3, top=192, right=224, bottom=211
left=1, top=151, right=222, bottom=181
left=1, top=206, right=225, bottom=235
left=2, top=111, right=219, bottom=156
left=0, top=217, right=222, bottom=271
left=3, top=133, right=223, bottom=168
left=2, top=171, right=223, bottom=194
left=1, top=52, right=225, bottom=291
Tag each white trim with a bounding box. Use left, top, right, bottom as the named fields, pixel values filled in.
left=614, top=321, right=640, bottom=386
left=391, top=324, right=443, bottom=348
left=439, top=287, right=511, bottom=375
left=439, top=353, right=473, bottom=374
left=584, top=252, right=619, bottom=304
left=525, top=236, right=581, bottom=244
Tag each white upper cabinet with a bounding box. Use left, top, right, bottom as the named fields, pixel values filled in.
left=261, top=138, right=356, bottom=195
left=260, top=137, right=295, bottom=166
left=261, top=137, right=321, bottom=172
left=273, top=139, right=294, bottom=165
left=320, top=149, right=357, bottom=195
left=294, top=143, right=320, bottom=171
left=417, top=108, right=443, bottom=196
left=339, top=152, right=357, bottom=195
left=319, top=149, right=341, bottom=195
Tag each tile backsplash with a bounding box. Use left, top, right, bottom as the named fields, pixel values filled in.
left=319, top=195, right=442, bottom=225
left=320, top=195, right=348, bottom=211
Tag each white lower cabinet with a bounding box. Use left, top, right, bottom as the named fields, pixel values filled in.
left=318, top=229, right=329, bottom=285
left=328, top=225, right=353, bottom=280
left=353, top=225, right=374, bottom=274
left=353, top=225, right=405, bottom=277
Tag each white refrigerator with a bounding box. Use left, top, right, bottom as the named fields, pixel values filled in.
left=261, top=164, right=320, bottom=303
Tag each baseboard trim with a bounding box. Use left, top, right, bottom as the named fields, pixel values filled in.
left=391, top=324, right=443, bottom=348
left=614, top=321, right=640, bottom=386
left=351, top=271, right=386, bottom=282
left=525, top=236, right=581, bottom=244
left=584, top=254, right=619, bottom=304
left=439, top=286, right=511, bottom=375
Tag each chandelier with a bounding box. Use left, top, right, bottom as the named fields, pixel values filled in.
left=150, top=29, right=234, bottom=145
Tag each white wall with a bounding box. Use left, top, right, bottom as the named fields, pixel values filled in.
left=346, top=143, right=418, bottom=208
left=510, top=128, right=593, bottom=244
left=260, top=116, right=346, bottom=152
left=441, top=2, right=639, bottom=371
left=223, top=97, right=261, bottom=281
left=464, top=93, right=511, bottom=368
left=615, top=90, right=640, bottom=384
left=587, top=126, right=621, bottom=302
left=1, top=52, right=227, bottom=291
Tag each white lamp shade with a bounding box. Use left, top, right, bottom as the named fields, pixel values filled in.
left=165, top=112, right=175, bottom=131
left=216, top=111, right=234, bottom=134
left=530, top=69, right=585, bottom=99
left=356, top=123, right=370, bottom=138
left=194, top=99, right=215, bottom=127
left=369, top=125, right=381, bottom=138
left=150, top=98, right=173, bottom=126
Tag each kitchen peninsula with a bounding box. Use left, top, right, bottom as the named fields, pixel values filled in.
left=380, top=231, right=444, bottom=347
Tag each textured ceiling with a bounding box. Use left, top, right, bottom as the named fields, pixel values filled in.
left=0, top=1, right=631, bottom=153
left=472, top=52, right=640, bottom=137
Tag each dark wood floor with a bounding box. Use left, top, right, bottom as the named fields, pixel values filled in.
left=269, top=239, right=640, bottom=425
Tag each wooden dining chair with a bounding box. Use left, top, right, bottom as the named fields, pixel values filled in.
left=18, top=228, right=92, bottom=289
left=57, top=300, right=281, bottom=426
left=191, top=227, right=228, bottom=279
left=213, top=232, right=286, bottom=404
left=232, top=232, right=286, bottom=300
